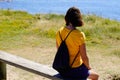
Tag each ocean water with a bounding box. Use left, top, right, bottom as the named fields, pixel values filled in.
left=0, top=0, right=120, bottom=21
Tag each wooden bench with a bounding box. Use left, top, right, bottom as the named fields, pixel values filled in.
left=0, top=50, right=62, bottom=80
left=0, top=51, right=90, bottom=80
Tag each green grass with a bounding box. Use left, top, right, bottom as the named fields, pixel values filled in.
left=0, top=9, right=120, bottom=80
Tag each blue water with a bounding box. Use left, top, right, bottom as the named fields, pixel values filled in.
left=0, top=0, right=120, bottom=21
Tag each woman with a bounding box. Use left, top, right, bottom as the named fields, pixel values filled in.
left=55, top=7, right=99, bottom=80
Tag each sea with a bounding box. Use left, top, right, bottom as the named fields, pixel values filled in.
left=0, top=0, right=120, bottom=21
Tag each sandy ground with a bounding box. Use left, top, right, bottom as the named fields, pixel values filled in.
left=4, top=45, right=120, bottom=80
left=6, top=47, right=56, bottom=80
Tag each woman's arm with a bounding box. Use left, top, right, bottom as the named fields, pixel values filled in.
left=56, top=40, right=58, bottom=48
left=80, top=43, right=91, bottom=70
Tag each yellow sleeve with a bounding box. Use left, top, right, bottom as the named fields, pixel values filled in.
left=75, top=31, right=86, bottom=46
left=80, top=32, right=86, bottom=44
left=56, top=31, right=62, bottom=47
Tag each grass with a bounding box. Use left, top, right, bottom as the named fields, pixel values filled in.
left=0, top=9, right=120, bottom=80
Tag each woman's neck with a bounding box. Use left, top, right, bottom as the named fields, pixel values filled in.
left=66, top=25, right=75, bottom=30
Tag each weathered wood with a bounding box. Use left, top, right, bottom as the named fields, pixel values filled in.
left=0, top=50, right=60, bottom=80
left=0, top=62, right=6, bottom=80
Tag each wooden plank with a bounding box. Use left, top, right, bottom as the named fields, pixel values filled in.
left=0, top=62, right=6, bottom=80
left=0, top=51, right=60, bottom=80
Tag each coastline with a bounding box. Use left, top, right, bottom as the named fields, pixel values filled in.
left=0, top=0, right=120, bottom=21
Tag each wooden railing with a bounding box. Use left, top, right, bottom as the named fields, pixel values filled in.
left=0, top=51, right=62, bottom=80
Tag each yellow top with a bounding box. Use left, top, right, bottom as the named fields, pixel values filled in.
left=56, top=27, right=86, bottom=68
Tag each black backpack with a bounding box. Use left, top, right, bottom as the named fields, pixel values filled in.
left=53, top=30, right=79, bottom=73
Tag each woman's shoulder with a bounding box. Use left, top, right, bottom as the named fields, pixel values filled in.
left=73, top=29, right=84, bottom=35
left=58, top=27, right=85, bottom=37
left=72, top=29, right=86, bottom=39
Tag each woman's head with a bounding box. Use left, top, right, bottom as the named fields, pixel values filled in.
left=65, top=7, right=83, bottom=27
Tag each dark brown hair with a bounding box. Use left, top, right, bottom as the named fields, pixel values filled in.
left=65, top=7, right=83, bottom=27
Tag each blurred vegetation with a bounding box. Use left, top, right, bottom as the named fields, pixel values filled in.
left=0, top=9, right=120, bottom=50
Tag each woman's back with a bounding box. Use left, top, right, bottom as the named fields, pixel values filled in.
left=56, top=27, right=86, bottom=68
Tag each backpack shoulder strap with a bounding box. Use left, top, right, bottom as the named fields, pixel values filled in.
left=59, top=30, right=73, bottom=41
left=59, top=29, right=79, bottom=67
left=70, top=47, right=80, bottom=67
